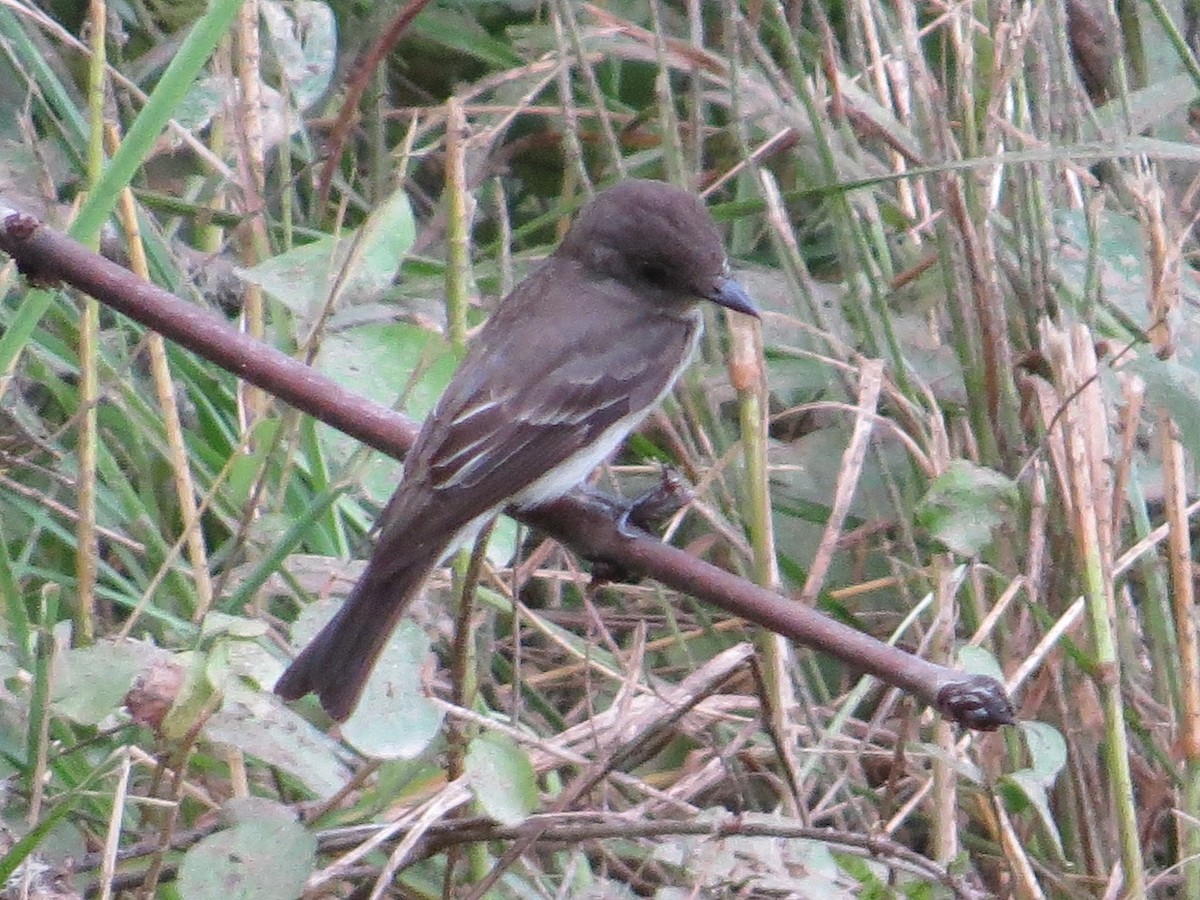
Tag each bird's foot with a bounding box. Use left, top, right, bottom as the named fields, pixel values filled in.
left=581, top=468, right=695, bottom=584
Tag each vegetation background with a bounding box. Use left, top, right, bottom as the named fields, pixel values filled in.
left=1, top=0, right=1198, bottom=896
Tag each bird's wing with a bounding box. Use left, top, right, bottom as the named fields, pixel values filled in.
left=417, top=314, right=693, bottom=513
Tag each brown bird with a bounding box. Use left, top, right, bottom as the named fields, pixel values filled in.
left=274, top=179, right=758, bottom=720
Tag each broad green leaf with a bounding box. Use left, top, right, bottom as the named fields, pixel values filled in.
left=340, top=620, right=444, bottom=759
left=1051, top=207, right=1149, bottom=327
left=314, top=320, right=455, bottom=503
left=178, top=798, right=316, bottom=900
left=162, top=650, right=221, bottom=741
left=958, top=644, right=1005, bottom=683
left=205, top=681, right=354, bottom=800
left=200, top=611, right=269, bottom=641
left=1130, top=353, right=1200, bottom=457
left=653, top=811, right=867, bottom=895
left=52, top=640, right=163, bottom=726
left=281, top=601, right=444, bottom=760
left=1095, top=73, right=1199, bottom=137
left=260, top=0, right=337, bottom=109
left=1000, top=770, right=1066, bottom=860
left=915, top=460, right=1017, bottom=557
left=170, top=75, right=234, bottom=133
left=239, top=187, right=415, bottom=322
left=466, top=731, right=538, bottom=825
left=1020, top=720, right=1068, bottom=785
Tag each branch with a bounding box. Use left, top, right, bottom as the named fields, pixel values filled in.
left=0, top=204, right=1015, bottom=730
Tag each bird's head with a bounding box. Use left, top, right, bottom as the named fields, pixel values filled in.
left=557, top=180, right=758, bottom=318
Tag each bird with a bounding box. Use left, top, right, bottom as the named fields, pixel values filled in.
left=274, top=179, right=759, bottom=721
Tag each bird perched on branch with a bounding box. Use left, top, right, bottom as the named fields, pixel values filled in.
left=275, top=179, right=758, bottom=721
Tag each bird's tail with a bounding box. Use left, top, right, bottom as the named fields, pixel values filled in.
left=273, top=548, right=442, bottom=721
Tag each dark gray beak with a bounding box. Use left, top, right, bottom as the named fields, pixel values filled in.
left=708, top=275, right=759, bottom=318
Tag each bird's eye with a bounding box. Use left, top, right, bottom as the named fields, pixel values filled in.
left=639, top=261, right=670, bottom=285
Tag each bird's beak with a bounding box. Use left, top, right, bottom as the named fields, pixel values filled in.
left=708, top=275, right=759, bottom=318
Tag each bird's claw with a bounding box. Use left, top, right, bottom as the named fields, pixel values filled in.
left=582, top=468, right=695, bottom=583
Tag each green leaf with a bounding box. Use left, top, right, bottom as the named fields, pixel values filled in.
left=652, top=811, right=870, bottom=894
left=1051, top=207, right=1149, bottom=326
left=170, top=75, right=234, bottom=133
left=1020, top=721, right=1068, bottom=785
left=465, top=731, right=538, bottom=825
left=260, top=0, right=337, bottom=109
left=315, top=321, right=456, bottom=504
left=205, top=681, right=354, bottom=800
left=957, top=645, right=1004, bottom=683
left=284, top=609, right=445, bottom=760
left=51, top=640, right=162, bottom=726
left=239, top=186, right=415, bottom=322
left=1091, top=74, right=1200, bottom=140
left=205, top=639, right=236, bottom=693
left=915, top=460, right=1017, bottom=556
left=162, top=650, right=221, bottom=741
left=316, top=322, right=454, bottom=424
left=1129, top=353, right=1200, bottom=457
left=1000, top=770, right=1066, bottom=859
left=178, top=798, right=316, bottom=900
left=200, top=612, right=269, bottom=641
left=413, top=7, right=522, bottom=68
